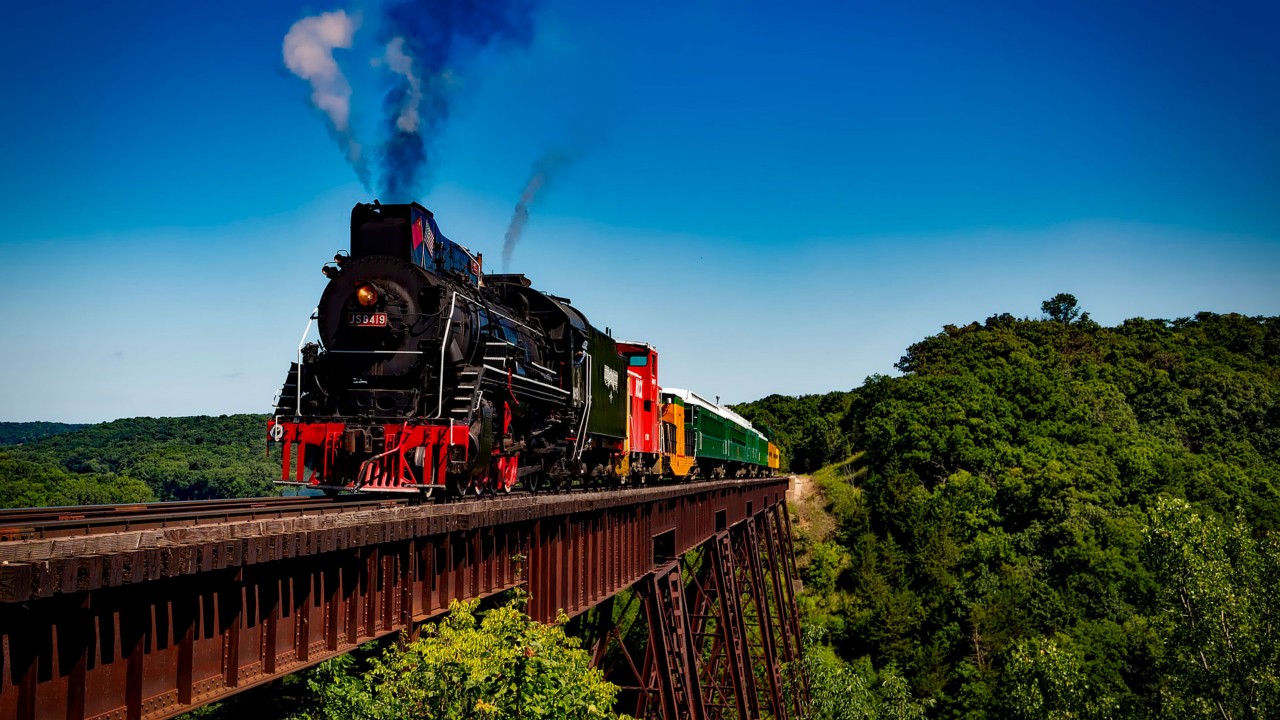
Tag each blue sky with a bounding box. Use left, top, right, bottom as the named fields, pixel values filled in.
left=1, top=0, right=1277, bottom=422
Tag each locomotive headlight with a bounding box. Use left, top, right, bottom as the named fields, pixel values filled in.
left=355, top=283, right=378, bottom=307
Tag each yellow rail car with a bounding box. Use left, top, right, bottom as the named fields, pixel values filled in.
left=661, top=398, right=697, bottom=476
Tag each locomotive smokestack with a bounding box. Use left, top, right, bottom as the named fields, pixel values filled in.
left=502, top=150, right=575, bottom=271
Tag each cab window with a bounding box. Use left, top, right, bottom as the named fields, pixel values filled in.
left=627, top=354, right=649, bottom=367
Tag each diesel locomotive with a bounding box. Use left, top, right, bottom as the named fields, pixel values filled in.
left=268, top=201, right=779, bottom=495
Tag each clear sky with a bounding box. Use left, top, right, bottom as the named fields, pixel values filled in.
left=1, top=0, right=1277, bottom=423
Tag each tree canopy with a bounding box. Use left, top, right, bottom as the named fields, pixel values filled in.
left=288, top=599, right=626, bottom=720
left=1040, top=293, right=1089, bottom=325
left=0, top=421, right=88, bottom=445
left=742, top=301, right=1280, bottom=718
left=0, top=415, right=279, bottom=508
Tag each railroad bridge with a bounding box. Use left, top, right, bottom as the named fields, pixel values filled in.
left=0, top=478, right=808, bottom=720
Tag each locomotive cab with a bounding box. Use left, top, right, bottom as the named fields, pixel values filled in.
left=350, top=202, right=482, bottom=286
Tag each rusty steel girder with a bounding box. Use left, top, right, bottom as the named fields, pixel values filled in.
left=0, top=478, right=789, bottom=720
left=587, top=502, right=810, bottom=720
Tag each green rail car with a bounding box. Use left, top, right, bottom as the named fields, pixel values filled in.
left=663, top=388, right=769, bottom=470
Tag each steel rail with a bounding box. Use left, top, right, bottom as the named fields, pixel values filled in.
left=0, top=495, right=319, bottom=522
left=0, top=475, right=781, bottom=541
left=0, top=495, right=408, bottom=541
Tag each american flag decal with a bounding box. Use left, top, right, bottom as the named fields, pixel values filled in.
left=423, top=218, right=437, bottom=257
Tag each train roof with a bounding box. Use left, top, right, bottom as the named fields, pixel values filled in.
left=661, top=388, right=767, bottom=441
left=616, top=341, right=656, bottom=351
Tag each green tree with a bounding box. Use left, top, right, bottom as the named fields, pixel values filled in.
left=794, top=415, right=852, bottom=473
left=1143, top=497, right=1279, bottom=719
left=1004, top=637, right=1118, bottom=719
left=292, top=599, right=626, bottom=720
left=1042, top=293, right=1086, bottom=325
left=802, top=641, right=932, bottom=720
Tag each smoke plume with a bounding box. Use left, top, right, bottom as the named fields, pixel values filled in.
left=283, top=11, right=369, bottom=187
left=283, top=2, right=538, bottom=200
left=377, top=0, right=537, bottom=201
left=381, top=38, right=422, bottom=133
left=503, top=151, right=575, bottom=271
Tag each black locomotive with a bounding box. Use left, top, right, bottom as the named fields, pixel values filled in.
left=269, top=201, right=627, bottom=496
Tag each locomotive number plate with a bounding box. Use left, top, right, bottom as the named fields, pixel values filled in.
left=348, top=312, right=388, bottom=327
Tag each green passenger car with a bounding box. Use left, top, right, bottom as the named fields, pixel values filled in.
left=663, top=388, right=770, bottom=474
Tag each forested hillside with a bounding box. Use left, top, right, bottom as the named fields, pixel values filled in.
left=739, top=297, right=1279, bottom=718
left=0, top=415, right=278, bottom=508
left=0, top=421, right=89, bottom=445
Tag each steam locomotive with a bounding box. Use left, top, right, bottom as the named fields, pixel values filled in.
left=268, top=202, right=779, bottom=496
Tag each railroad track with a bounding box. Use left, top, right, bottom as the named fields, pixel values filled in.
left=0, top=475, right=789, bottom=543
left=0, top=494, right=411, bottom=542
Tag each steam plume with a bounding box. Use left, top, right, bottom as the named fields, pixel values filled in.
left=378, top=0, right=537, bottom=201
left=382, top=38, right=422, bottom=133
left=283, top=11, right=369, bottom=187
left=503, top=151, right=575, bottom=270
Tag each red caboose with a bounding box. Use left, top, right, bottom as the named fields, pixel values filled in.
left=616, top=341, right=662, bottom=475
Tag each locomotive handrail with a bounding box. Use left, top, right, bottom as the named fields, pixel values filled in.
left=296, top=308, right=318, bottom=419
left=435, top=290, right=459, bottom=418
left=485, top=306, right=542, bottom=334
left=528, top=360, right=557, bottom=375
left=573, top=353, right=593, bottom=462
left=326, top=350, right=428, bottom=354
left=482, top=365, right=570, bottom=395
left=464, top=369, right=485, bottom=424
left=485, top=340, right=559, bottom=376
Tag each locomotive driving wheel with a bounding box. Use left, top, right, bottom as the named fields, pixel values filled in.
left=448, top=472, right=474, bottom=497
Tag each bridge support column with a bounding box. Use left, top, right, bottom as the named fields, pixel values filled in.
left=591, top=502, right=808, bottom=720
left=645, top=562, right=706, bottom=720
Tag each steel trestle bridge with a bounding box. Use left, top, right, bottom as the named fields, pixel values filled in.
left=0, top=478, right=808, bottom=720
